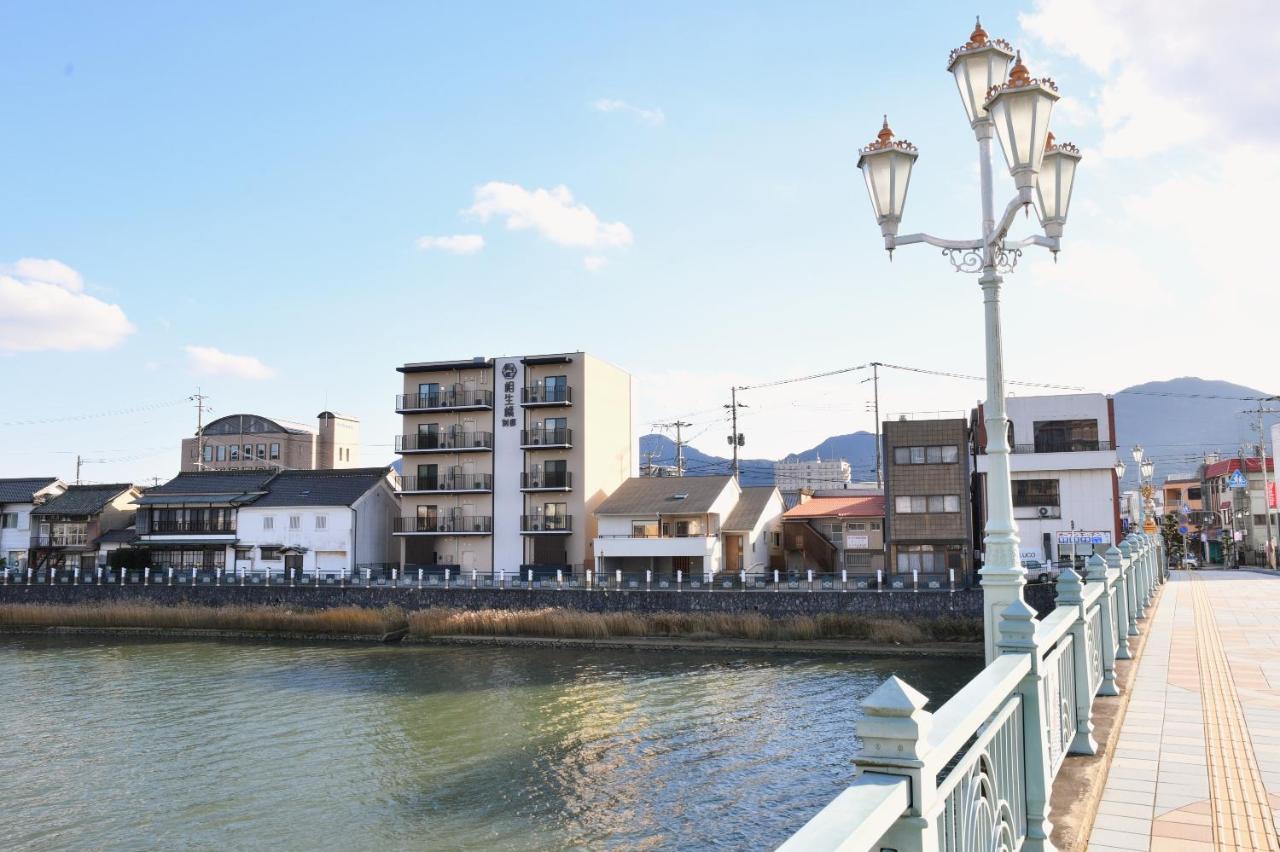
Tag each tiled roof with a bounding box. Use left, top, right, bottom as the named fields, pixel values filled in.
left=250, top=468, right=391, bottom=508
left=595, top=475, right=734, bottom=516
left=1203, top=457, right=1274, bottom=479
left=32, top=484, right=135, bottom=516
left=782, top=495, right=886, bottom=520
left=0, top=477, right=60, bottom=504
left=96, top=527, right=138, bottom=544
left=146, top=470, right=278, bottom=496
left=723, top=486, right=781, bottom=530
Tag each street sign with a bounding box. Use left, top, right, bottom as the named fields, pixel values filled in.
left=1227, top=470, right=1249, bottom=489
left=1180, top=503, right=1191, bottom=515
left=1178, top=525, right=1189, bottom=534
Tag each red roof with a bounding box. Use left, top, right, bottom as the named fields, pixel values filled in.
left=1203, top=457, right=1274, bottom=479
left=783, top=495, right=885, bottom=519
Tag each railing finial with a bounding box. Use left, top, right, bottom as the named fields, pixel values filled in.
left=859, top=676, right=933, bottom=761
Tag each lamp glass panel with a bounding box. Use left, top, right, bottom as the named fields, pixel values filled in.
left=866, top=154, right=893, bottom=220
left=1056, top=154, right=1077, bottom=220
left=1028, top=96, right=1054, bottom=174
left=889, top=151, right=913, bottom=219
left=861, top=162, right=884, bottom=221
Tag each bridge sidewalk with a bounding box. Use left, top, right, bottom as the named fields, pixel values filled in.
left=1089, top=571, right=1280, bottom=851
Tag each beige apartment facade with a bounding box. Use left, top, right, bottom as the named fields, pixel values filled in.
left=394, top=352, right=632, bottom=576
left=180, top=412, right=361, bottom=472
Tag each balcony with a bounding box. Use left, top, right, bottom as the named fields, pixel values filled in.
left=593, top=533, right=719, bottom=559
left=521, top=385, right=573, bottom=407
left=397, top=474, right=493, bottom=494
left=978, top=440, right=1117, bottom=454
left=146, top=520, right=237, bottom=535
left=396, top=431, right=494, bottom=453
left=521, top=471, right=573, bottom=491
left=521, top=515, right=572, bottom=534
left=395, top=390, right=494, bottom=413
left=30, top=533, right=89, bottom=548
left=521, top=428, right=572, bottom=449
left=392, top=516, right=493, bottom=535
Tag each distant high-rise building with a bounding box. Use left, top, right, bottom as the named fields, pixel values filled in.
left=773, top=458, right=852, bottom=491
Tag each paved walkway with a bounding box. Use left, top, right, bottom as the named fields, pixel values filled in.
left=1090, top=571, right=1280, bottom=851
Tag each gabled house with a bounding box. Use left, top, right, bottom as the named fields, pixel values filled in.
left=235, top=468, right=397, bottom=577
left=781, top=494, right=886, bottom=576
left=0, top=477, right=66, bottom=569
left=29, top=483, right=140, bottom=573
left=592, top=476, right=784, bottom=579
left=135, top=470, right=277, bottom=575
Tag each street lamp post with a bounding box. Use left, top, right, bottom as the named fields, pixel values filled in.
left=856, top=18, right=1082, bottom=665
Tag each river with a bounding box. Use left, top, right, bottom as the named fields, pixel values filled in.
left=0, top=638, right=980, bottom=850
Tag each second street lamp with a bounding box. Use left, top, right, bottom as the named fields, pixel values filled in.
left=856, top=19, right=1082, bottom=684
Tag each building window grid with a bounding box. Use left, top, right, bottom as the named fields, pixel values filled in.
left=893, top=445, right=960, bottom=465
left=894, top=495, right=961, bottom=514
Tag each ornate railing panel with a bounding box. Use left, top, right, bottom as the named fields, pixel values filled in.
left=1086, top=605, right=1104, bottom=695
left=936, top=695, right=1026, bottom=851
left=1042, top=633, right=1077, bottom=777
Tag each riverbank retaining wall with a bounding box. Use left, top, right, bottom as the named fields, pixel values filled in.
left=0, top=583, right=1059, bottom=619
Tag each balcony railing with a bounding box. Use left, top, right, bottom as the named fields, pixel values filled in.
left=395, top=390, right=494, bottom=412
left=978, top=440, right=1117, bottom=454
left=521, top=385, right=573, bottom=406
left=30, top=533, right=88, bottom=547
left=522, top=514, right=572, bottom=533
left=396, top=431, right=494, bottom=452
left=392, top=516, right=494, bottom=534
left=521, top=428, right=572, bottom=448
left=147, top=520, right=236, bottom=534
left=521, top=471, right=573, bottom=490
left=397, top=474, right=493, bottom=492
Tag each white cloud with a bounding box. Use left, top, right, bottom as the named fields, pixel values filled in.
left=582, top=255, right=608, bottom=272
left=184, top=345, right=276, bottom=380
left=0, top=258, right=134, bottom=353
left=592, top=98, right=665, bottom=127
left=415, top=234, right=485, bottom=255
left=467, top=182, right=633, bottom=249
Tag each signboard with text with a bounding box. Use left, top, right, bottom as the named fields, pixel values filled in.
left=1056, top=530, right=1111, bottom=546
left=845, top=534, right=870, bottom=549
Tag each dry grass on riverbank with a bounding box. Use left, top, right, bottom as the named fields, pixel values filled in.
left=408, top=607, right=981, bottom=644
left=0, top=602, right=407, bottom=636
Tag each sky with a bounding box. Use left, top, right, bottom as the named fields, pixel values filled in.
left=2, top=0, right=1278, bottom=485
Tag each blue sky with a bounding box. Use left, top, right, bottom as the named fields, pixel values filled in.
left=3, top=0, right=1277, bottom=484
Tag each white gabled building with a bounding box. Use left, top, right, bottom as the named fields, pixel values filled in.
left=592, top=475, right=785, bottom=579
left=234, top=468, right=398, bottom=576
left=0, top=477, right=67, bottom=569
left=971, top=393, right=1123, bottom=565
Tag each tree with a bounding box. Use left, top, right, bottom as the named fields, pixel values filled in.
left=1160, top=514, right=1186, bottom=564
left=107, top=548, right=150, bottom=571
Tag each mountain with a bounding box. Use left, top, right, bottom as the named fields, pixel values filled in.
left=638, top=434, right=776, bottom=486
left=1112, top=377, right=1280, bottom=489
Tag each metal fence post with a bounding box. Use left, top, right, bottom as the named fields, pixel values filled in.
left=1056, top=565, right=1098, bottom=755
left=806, top=568, right=813, bottom=592
left=841, top=568, right=847, bottom=591
left=1090, top=552, right=1120, bottom=695
left=676, top=569, right=682, bottom=592
left=998, top=600, right=1055, bottom=849
left=645, top=569, right=651, bottom=591
left=912, top=569, right=919, bottom=592
left=773, top=569, right=779, bottom=591
left=876, top=567, right=883, bottom=591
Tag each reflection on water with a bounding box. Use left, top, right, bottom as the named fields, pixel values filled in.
left=0, top=638, right=979, bottom=850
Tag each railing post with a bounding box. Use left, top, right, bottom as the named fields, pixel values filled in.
left=997, top=600, right=1055, bottom=851
left=1056, top=565, right=1098, bottom=755
left=645, top=569, right=651, bottom=591
left=1130, top=534, right=1149, bottom=619
left=853, top=676, right=939, bottom=852
left=806, top=568, right=813, bottom=591
left=1092, top=552, right=1120, bottom=695
left=841, top=568, right=847, bottom=591
left=1118, top=540, right=1139, bottom=639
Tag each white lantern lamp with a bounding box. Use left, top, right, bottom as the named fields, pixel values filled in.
left=1131, top=444, right=1144, bottom=465
left=1034, top=132, right=1082, bottom=239
left=1114, top=459, right=1126, bottom=480
left=856, top=116, right=919, bottom=248
left=984, top=52, right=1059, bottom=189
left=946, top=17, right=1014, bottom=130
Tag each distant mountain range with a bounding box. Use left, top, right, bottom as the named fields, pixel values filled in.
left=640, top=377, right=1279, bottom=490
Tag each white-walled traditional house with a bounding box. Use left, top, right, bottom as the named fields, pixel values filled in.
left=0, top=477, right=66, bottom=570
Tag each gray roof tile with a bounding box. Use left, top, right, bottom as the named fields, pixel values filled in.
left=32, top=484, right=135, bottom=517
left=0, top=477, right=60, bottom=504
left=594, top=475, right=734, bottom=516
left=251, top=468, right=391, bottom=508
left=723, top=486, right=781, bottom=530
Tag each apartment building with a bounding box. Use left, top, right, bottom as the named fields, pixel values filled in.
left=883, top=417, right=974, bottom=579
left=592, top=475, right=784, bottom=578
left=1201, top=456, right=1276, bottom=564
left=394, top=352, right=632, bottom=576
left=971, top=393, right=1121, bottom=565
left=781, top=493, right=886, bottom=576
left=1163, top=475, right=1203, bottom=536
left=180, top=411, right=360, bottom=472
left=28, top=483, right=140, bottom=572
left=773, top=458, right=852, bottom=491
left=0, top=477, right=66, bottom=569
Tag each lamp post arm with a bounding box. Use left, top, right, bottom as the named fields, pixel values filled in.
left=988, top=188, right=1034, bottom=250
left=888, top=233, right=984, bottom=251
left=1002, top=234, right=1060, bottom=252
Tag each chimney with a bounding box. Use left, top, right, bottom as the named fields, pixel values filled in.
left=798, top=487, right=814, bottom=505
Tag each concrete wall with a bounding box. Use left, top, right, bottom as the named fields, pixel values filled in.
left=580, top=353, right=634, bottom=569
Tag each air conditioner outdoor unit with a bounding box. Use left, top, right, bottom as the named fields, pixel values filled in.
left=1038, top=507, right=1051, bottom=517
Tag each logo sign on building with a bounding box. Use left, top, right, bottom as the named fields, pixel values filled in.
left=1056, top=530, right=1111, bottom=546
left=1270, top=482, right=1278, bottom=509
left=500, top=363, right=518, bottom=427
left=845, top=534, right=869, bottom=549
left=1227, top=470, right=1249, bottom=489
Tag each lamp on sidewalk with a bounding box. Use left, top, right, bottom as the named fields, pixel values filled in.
left=855, top=16, right=1081, bottom=665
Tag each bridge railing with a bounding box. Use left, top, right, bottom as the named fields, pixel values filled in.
left=780, top=531, right=1166, bottom=852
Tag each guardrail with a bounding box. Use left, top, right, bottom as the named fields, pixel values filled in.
left=780, top=531, right=1166, bottom=851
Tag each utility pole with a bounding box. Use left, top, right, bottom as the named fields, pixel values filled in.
left=1242, top=403, right=1279, bottom=568
left=725, top=388, right=747, bottom=481
left=75, top=454, right=82, bottom=486
left=191, top=389, right=210, bottom=471
left=655, top=420, right=692, bottom=477
left=75, top=454, right=107, bottom=485
left=861, top=362, right=883, bottom=489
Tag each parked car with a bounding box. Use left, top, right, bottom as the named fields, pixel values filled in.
left=1023, top=559, right=1058, bottom=584
left=1182, top=555, right=1199, bottom=569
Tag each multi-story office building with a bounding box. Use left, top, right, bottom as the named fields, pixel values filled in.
left=971, top=393, right=1121, bottom=565
left=883, top=416, right=974, bottom=579
left=394, top=352, right=632, bottom=576
left=773, top=458, right=852, bottom=491
left=180, top=411, right=360, bottom=472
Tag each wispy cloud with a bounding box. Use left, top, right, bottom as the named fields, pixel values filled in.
left=467, top=182, right=633, bottom=249
left=592, top=98, right=665, bottom=127
left=0, top=258, right=134, bottom=353
left=415, top=234, right=485, bottom=254
left=184, top=345, right=276, bottom=380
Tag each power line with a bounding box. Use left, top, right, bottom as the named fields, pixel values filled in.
left=0, top=398, right=190, bottom=428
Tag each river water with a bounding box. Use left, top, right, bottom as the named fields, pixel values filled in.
left=0, top=638, right=979, bottom=850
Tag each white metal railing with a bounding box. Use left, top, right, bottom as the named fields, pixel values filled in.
left=781, top=531, right=1167, bottom=851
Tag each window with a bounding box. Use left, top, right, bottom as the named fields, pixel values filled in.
left=418, top=382, right=440, bottom=404
left=910, top=446, right=925, bottom=464
left=1254, top=514, right=1266, bottom=527
left=941, top=445, right=959, bottom=463
left=1166, top=488, right=1182, bottom=502
left=230, top=445, right=240, bottom=461
left=289, top=515, right=301, bottom=530
left=257, top=443, right=266, bottom=460
left=926, top=446, right=943, bottom=463
left=893, top=445, right=961, bottom=465
left=896, top=544, right=964, bottom=572
left=244, top=444, right=253, bottom=460
left=871, top=521, right=882, bottom=530
left=270, top=443, right=280, bottom=460
left=216, top=445, right=226, bottom=462
left=632, top=521, right=658, bottom=537
left=235, top=547, right=252, bottom=560
left=315, top=515, right=327, bottom=530
left=203, top=445, right=214, bottom=462
left=849, top=522, right=866, bottom=531
left=894, top=447, right=910, bottom=465
left=262, top=516, right=274, bottom=530
left=894, top=496, right=928, bottom=513
left=1188, top=487, right=1202, bottom=500
left=260, top=547, right=282, bottom=561
left=1013, top=479, right=1060, bottom=507
left=1032, top=419, right=1099, bottom=453
left=0, top=513, right=16, bottom=529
